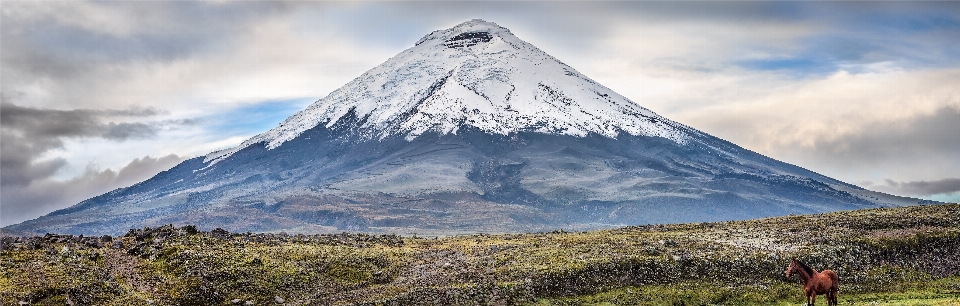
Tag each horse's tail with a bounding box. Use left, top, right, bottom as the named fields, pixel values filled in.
left=825, top=270, right=840, bottom=305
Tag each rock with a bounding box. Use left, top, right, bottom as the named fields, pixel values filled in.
left=26, top=238, right=43, bottom=250
left=182, top=225, right=199, bottom=235
left=0, top=236, right=15, bottom=250
left=231, top=298, right=242, bottom=304
left=274, top=296, right=284, bottom=303
left=245, top=301, right=254, bottom=305
left=211, top=228, right=231, bottom=239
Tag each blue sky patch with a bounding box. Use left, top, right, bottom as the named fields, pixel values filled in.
left=735, top=57, right=839, bottom=76
left=205, top=98, right=315, bottom=139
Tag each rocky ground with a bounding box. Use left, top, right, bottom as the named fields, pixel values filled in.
left=2, top=204, right=959, bottom=305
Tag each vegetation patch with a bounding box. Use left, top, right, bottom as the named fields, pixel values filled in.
left=2, top=204, right=959, bottom=305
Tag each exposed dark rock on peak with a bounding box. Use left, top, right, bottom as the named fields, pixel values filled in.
left=444, top=31, right=493, bottom=48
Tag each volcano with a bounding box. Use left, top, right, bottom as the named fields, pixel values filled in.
left=6, top=20, right=925, bottom=236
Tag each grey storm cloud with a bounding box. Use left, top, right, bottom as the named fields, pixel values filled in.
left=0, top=99, right=196, bottom=226
left=0, top=100, right=189, bottom=187
left=880, top=178, right=960, bottom=197
left=0, top=101, right=161, bottom=140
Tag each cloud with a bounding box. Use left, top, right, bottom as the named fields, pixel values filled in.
left=0, top=154, right=187, bottom=226
left=0, top=101, right=161, bottom=140
left=0, top=101, right=170, bottom=186
left=0, top=101, right=195, bottom=226
left=0, top=1, right=307, bottom=110
left=112, top=155, right=187, bottom=191
left=654, top=68, right=960, bottom=189
left=0, top=129, right=66, bottom=187
left=872, top=178, right=960, bottom=197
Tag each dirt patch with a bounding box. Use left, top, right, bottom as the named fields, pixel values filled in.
left=868, top=226, right=945, bottom=239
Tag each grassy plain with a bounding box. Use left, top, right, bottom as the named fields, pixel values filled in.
left=2, top=204, right=959, bottom=305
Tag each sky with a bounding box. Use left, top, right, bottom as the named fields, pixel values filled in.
left=2, top=1, right=959, bottom=226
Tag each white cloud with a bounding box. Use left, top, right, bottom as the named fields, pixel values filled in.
left=655, top=68, right=960, bottom=185
left=565, top=18, right=819, bottom=115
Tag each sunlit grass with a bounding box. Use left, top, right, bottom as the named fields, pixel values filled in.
left=536, top=277, right=960, bottom=305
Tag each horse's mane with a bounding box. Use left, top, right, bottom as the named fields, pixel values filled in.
left=795, top=259, right=815, bottom=276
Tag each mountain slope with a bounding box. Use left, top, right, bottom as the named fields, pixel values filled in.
left=5, top=20, right=927, bottom=236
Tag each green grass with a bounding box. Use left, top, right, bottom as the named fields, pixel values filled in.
left=536, top=277, right=960, bottom=305
left=2, top=204, right=959, bottom=305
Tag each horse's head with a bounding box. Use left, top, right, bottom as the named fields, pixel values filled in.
left=785, top=259, right=797, bottom=277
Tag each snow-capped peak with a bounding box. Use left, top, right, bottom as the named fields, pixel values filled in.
left=206, top=19, right=690, bottom=163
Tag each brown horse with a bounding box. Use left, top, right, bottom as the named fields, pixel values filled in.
left=785, top=259, right=839, bottom=306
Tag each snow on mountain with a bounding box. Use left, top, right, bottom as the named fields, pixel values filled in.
left=207, top=19, right=689, bottom=164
